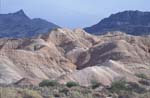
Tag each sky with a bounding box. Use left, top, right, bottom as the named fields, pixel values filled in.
left=2, top=0, right=150, bottom=28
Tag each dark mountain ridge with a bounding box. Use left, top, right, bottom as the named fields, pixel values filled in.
left=0, top=10, right=60, bottom=38
left=85, top=10, right=150, bottom=35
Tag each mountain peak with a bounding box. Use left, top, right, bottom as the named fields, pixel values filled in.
left=110, top=10, right=149, bottom=18
left=13, top=9, right=28, bottom=18
left=0, top=10, right=60, bottom=38
left=85, top=10, right=150, bottom=35
left=11, top=9, right=30, bottom=19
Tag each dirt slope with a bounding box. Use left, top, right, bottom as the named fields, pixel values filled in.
left=0, top=29, right=150, bottom=86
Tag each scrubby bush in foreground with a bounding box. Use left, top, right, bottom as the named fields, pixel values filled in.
left=39, top=80, right=59, bottom=87
left=0, top=87, right=42, bottom=98
left=66, top=81, right=79, bottom=88
left=110, top=80, right=129, bottom=93
left=90, top=80, right=101, bottom=89
left=135, top=73, right=148, bottom=80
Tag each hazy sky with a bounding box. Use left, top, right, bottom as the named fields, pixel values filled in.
left=2, top=0, right=150, bottom=28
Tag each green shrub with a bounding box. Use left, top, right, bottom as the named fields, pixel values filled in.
left=66, top=81, right=79, bottom=88
left=90, top=80, right=101, bottom=89
left=39, top=80, right=59, bottom=87
left=135, top=73, right=148, bottom=80
left=110, top=80, right=129, bottom=93
left=128, top=82, right=146, bottom=94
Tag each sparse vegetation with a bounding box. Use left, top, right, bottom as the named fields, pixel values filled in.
left=128, top=82, right=146, bottom=93
left=0, top=79, right=148, bottom=98
left=0, top=87, right=42, bottom=98
left=139, top=80, right=150, bottom=86
left=110, top=80, right=129, bottom=93
left=90, top=80, right=101, bottom=89
left=0, top=81, right=149, bottom=98
left=135, top=73, right=148, bottom=80
left=39, top=80, right=59, bottom=87
left=66, top=81, right=79, bottom=88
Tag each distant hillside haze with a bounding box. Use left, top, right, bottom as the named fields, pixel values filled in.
left=0, top=10, right=60, bottom=38
left=85, top=10, right=150, bottom=35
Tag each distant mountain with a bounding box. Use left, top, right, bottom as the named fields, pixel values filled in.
left=85, top=10, right=150, bottom=35
left=0, top=10, right=60, bottom=38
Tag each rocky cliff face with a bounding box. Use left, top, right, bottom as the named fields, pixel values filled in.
left=0, top=28, right=150, bottom=86
left=85, top=10, right=150, bottom=35
left=0, top=10, right=59, bottom=38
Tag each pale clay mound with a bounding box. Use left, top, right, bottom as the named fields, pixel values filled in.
left=0, top=29, right=150, bottom=86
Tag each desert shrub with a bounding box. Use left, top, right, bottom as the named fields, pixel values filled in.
left=59, top=87, right=70, bottom=95
left=139, top=80, right=150, bottom=86
left=81, top=88, right=92, bottom=94
left=0, top=87, right=17, bottom=98
left=128, top=82, right=146, bottom=94
left=21, top=89, right=43, bottom=98
left=39, top=80, right=59, bottom=87
left=69, top=91, right=93, bottom=98
left=0, top=87, right=43, bottom=98
left=69, top=91, right=84, bottom=98
left=110, top=80, right=129, bottom=93
left=135, top=73, right=148, bottom=80
left=90, top=80, right=101, bottom=89
left=110, top=81, right=146, bottom=94
left=92, top=92, right=106, bottom=98
left=118, top=94, right=132, bottom=98
left=66, top=81, right=79, bottom=88
left=140, top=91, right=150, bottom=98
left=85, top=93, right=93, bottom=98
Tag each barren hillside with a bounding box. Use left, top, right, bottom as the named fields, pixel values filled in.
left=0, top=28, right=150, bottom=86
